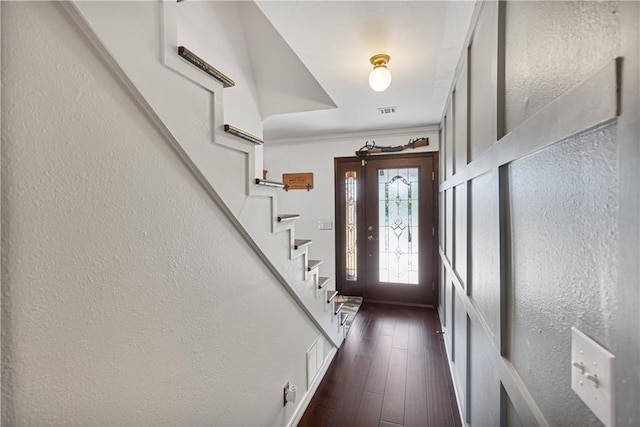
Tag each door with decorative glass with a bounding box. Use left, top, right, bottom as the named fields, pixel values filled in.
left=335, top=152, right=438, bottom=305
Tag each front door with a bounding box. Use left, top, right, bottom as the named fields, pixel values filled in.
left=335, top=152, right=438, bottom=306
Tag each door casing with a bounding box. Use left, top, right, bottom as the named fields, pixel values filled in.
left=334, top=152, right=439, bottom=306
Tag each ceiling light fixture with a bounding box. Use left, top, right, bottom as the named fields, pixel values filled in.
left=369, top=54, right=391, bottom=92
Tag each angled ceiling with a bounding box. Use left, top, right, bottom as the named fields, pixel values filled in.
left=253, top=1, right=477, bottom=142
left=239, top=2, right=338, bottom=120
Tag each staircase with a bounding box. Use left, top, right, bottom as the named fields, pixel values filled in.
left=174, top=42, right=356, bottom=345
left=62, top=0, right=361, bottom=350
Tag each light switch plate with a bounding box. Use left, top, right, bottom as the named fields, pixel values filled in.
left=317, top=220, right=333, bottom=230
left=571, top=327, right=615, bottom=427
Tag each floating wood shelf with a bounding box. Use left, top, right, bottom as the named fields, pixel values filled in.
left=294, top=239, right=313, bottom=250
left=307, top=260, right=322, bottom=271
left=224, top=124, right=263, bottom=145
left=177, top=46, right=235, bottom=87
left=255, top=178, right=285, bottom=188
left=277, top=214, right=300, bottom=222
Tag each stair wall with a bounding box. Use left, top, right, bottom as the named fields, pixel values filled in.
left=0, top=1, right=338, bottom=425
left=62, top=0, right=345, bottom=348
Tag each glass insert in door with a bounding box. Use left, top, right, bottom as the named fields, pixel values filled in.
left=345, top=171, right=358, bottom=281
left=378, top=168, right=419, bottom=284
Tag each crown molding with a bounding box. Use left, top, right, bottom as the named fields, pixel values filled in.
left=265, top=125, right=440, bottom=146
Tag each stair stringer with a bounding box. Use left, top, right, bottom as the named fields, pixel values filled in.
left=63, top=0, right=345, bottom=348
left=161, top=0, right=343, bottom=344
left=236, top=189, right=337, bottom=338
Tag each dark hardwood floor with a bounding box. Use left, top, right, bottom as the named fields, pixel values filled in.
left=298, top=302, right=461, bottom=427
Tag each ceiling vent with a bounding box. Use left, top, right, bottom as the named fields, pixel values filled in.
left=378, top=106, right=397, bottom=115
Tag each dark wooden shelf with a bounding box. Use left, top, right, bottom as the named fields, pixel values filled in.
left=177, top=46, right=235, bottom=88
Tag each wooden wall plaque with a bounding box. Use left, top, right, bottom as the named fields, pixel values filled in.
left=282, top=173, right=314, bottom=191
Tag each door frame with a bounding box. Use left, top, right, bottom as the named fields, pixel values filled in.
left=334, top=151, right=439, bottom=306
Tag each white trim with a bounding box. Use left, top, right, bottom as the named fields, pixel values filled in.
left=443, top=348, right=469, bottom=427
left=288, top=347, right=337, bottom=427
left=266, top=125, right=439, bottom=146
left=450, top=359, right=467, bottom=423
left=440, top=0, right=486, bottom=123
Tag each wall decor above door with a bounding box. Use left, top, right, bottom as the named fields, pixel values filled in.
left=282, top=172, right=314, bottom=191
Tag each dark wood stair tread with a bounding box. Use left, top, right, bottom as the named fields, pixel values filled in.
left=278, top=214, right=301, bottom=222
left=307, top=260, right=322, bottom=271
left=294, top=239, right=313, bottom=250
left=318, top=276, right=331, bottom=289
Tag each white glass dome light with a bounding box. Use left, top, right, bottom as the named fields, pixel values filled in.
left=369, top=54, right=391, bottom=92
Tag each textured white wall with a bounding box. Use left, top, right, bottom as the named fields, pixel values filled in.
left=263, top=129, right=438, bottom=287
left=504, top=0, right=621, bottom=133
left=509, top=126, right=619, bottom=426
left=1, top=2, right=322, bottom=424
left=503, top=3, right=629, bottom=424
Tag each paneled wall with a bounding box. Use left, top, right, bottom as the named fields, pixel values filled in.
left=438, top=1, right=639, bottom=426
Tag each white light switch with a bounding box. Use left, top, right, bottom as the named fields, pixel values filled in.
left=317, top=220, right=333, bottom=230
left=571, top=327, right=615, bottom=427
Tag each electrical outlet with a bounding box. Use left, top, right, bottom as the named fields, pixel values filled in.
left=283, top=382, right=297, bottom=405
left=571, top=327, right=615, bottom=427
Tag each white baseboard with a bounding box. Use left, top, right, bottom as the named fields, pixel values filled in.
left=287, top=346, right=337, bottom=427
left=440, top=322, right=469, bottom=427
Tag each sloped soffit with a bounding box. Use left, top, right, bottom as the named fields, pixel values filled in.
left=239, top=2, right=337, bottom=120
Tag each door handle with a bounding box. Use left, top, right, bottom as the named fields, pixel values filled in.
left=368, top=235, right=377, bottom=241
